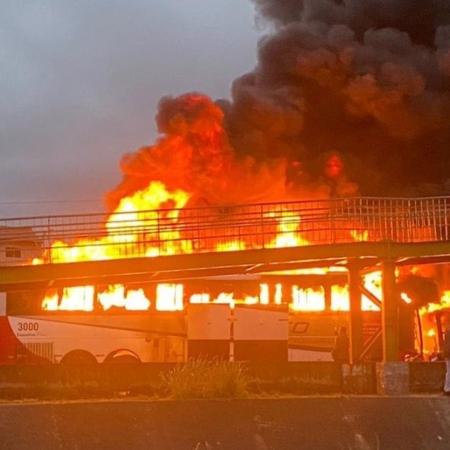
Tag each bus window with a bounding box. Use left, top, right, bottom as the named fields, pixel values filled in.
left=7, top=291, right=44, bottom=315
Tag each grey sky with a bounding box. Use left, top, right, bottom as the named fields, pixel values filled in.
left=0, top=0, right=260, bottom=216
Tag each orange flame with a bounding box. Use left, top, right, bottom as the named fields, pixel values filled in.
left=36, top=173, right=396, bottom=314
left=420, top=290, right=450, bottom=314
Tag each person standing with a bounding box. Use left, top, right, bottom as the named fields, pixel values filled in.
left=332, top=326, right=350, bottom=363
left=444, top=326, right=450, bottom=396
left=332, top=326, right=350, bottom=392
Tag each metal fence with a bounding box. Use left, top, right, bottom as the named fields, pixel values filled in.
left=1, top=196, right=449, bottom=266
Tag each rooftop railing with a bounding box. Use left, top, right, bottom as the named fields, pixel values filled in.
left=1, top=196, right=449, bottom=266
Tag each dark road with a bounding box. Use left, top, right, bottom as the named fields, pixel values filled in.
left=0, top=397, right=449, bottom=450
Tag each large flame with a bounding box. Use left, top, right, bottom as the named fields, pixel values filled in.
left=420, top=290, right=450, bottom=314
left=31, top=91, right=413, bottom=315
left=417, top=290, right=450, bottom=357
left=36, top=181, right=400, bottom=313
left=34, top=181, right=191, bottom=265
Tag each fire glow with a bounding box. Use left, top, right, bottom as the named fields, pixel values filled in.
left=36, top=179, right=385, bottom=312
left=41, top=274, right=386, bottom=313
left=28, top=93, right=444, bottom=316
left=34, top=178, right=415, bottom=313
left=35, top=179, right=450, bottom=335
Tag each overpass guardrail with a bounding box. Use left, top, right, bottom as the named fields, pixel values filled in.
left=1, top=196, right=450, bottom=266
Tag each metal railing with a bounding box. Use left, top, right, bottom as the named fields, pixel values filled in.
left=1, top=196, right=449, bottom=266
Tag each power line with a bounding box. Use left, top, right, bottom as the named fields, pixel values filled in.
left=0, top=199, right=100, bottom=205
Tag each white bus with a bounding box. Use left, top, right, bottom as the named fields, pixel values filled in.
left=0, top=286, right=418, bottom=365
left=0, top=291, right=186, bottom=365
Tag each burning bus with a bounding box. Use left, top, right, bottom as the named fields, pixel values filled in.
left=0, top=267, right=433, bottom=365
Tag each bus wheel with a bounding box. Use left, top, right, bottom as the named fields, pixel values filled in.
left=60, top=350, right=97, bottom=365
left=104, top=350, right=141, bottom=364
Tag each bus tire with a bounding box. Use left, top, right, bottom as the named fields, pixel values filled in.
left=104, top=350, right=141, bottom=364
left=60, top=350, right=97, bottom=365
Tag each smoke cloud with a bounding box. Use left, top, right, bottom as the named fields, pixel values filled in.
left=109, top=0, right=450, bottom=208
left=107, top=94, right=294, bottom=208
left=229, top=0, right=450, bottom=195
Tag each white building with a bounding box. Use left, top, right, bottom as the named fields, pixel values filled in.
left=0, top=226, right=42, bottom=264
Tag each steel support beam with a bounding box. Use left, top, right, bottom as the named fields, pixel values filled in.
left=382, top=260, right=400, bottom=362
left=348, top=262, right=363, bottom=363
left=1, top=241, right=450, bottom=290
left=324, top=284, right=332, bottom=311
left=361, top=285, right=382, bottom=309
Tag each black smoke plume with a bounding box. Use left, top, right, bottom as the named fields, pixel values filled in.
left=110, top=1, right=450, bottom=208
left=226, top=0, right=450, bottom=195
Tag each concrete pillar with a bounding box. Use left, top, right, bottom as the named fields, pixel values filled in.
left=377, top=260, right=410, bottom=394
left=381, top=260, right=400, bottom=362
left=348, top=263, right=363, bottom=364
left=268, top=283, right=275, bottom=305
left=376, top=361, right=409, bottom=395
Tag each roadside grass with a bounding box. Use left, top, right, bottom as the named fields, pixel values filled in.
left=0, top=361, right=362, bottom=400
left=161, top=359, right=248, bottom=399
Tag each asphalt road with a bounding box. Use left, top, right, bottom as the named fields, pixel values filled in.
left=0, top=397, right=449, bottom=450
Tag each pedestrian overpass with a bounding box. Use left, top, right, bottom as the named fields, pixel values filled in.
left=1, top=196, right=450, bottom=362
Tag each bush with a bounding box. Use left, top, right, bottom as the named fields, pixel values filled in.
left=161, top=359, right=248, bottom=399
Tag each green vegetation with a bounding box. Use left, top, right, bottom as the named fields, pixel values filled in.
left=161, top=359, right=248, bottom=399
